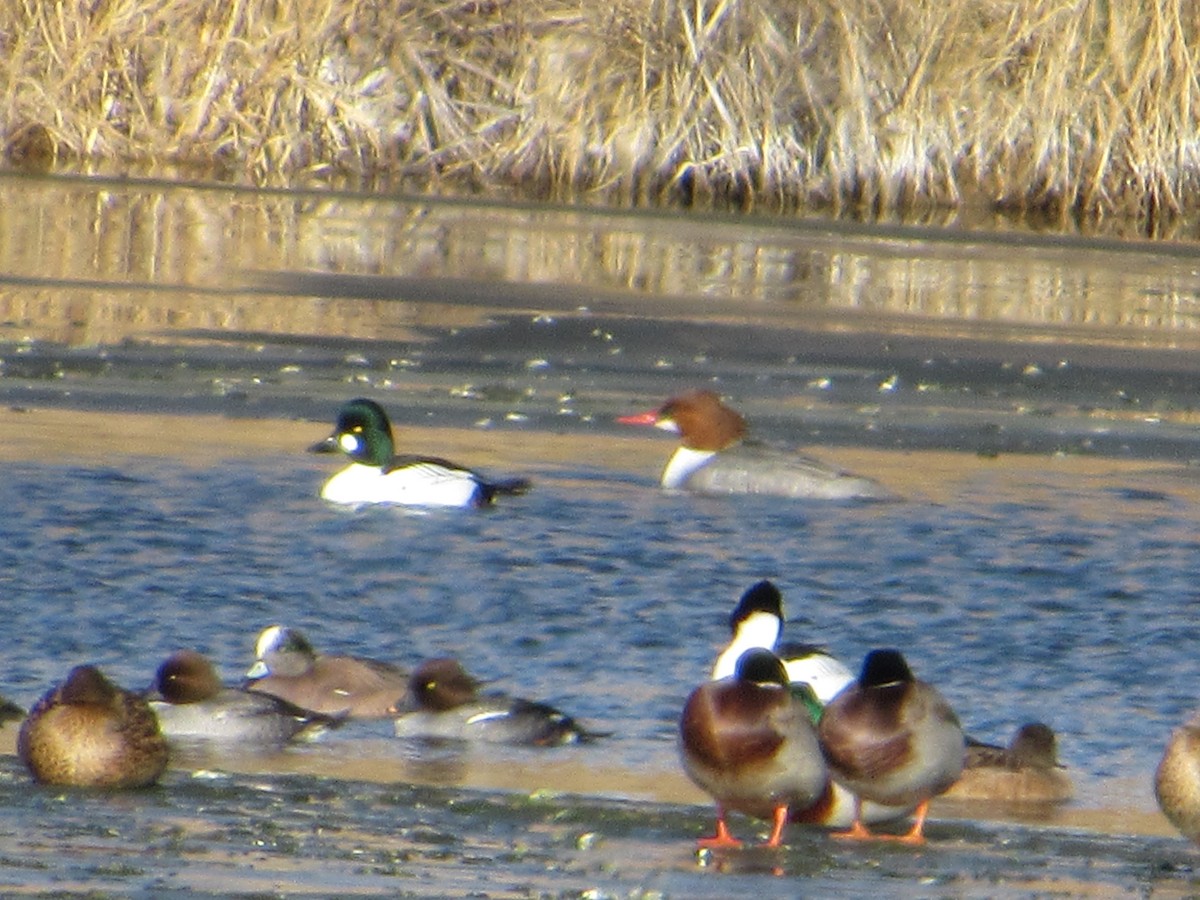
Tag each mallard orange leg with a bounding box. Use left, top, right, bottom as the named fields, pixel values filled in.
left=831, top=796, right=874, bottom=840
left=697, top=807, right=743, bottom=848
left=763, top=805, right=789, bottom=848
left=893, top=799, right=930, bottom=845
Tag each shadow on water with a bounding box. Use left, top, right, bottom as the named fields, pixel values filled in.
left=4, top=171, right=1200, bottom=894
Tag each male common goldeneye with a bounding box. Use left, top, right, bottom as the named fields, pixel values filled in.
left=310, top=397, right=530, bottom=507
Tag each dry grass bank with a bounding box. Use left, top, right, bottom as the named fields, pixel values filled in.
left=3, top=0, right=1199, bottom=227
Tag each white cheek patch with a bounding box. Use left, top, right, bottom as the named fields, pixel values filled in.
left=339, top=433, right=362, bottom=454
left=654, top=418, right=681, bottom=435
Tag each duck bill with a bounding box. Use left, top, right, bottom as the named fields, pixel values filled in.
left=245, top=661, right=269, bottom=680
left=616, top=410, right=659, bottom=426
left=308, top=435, right=339, bottom=454
left=388, top=692, right=416, bottom=715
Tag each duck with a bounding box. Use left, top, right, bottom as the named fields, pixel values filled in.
left=816, top=648, right=964, bottom=844
left=617, top=389, right=891, bottom=500
left=710, top=580, right=855, bottom=703
left=309, top=397, right=531, bottom=508
left=708, top=581, right=913, bottom=830
left=1155, top=711, right=1200, bottom=842
left=679, top=648, right=828, bottom=848
left=244, top=625, right=408, bottom=719
left=942, top=722, right=1073, bottom=803
left=390, top=657, right=596, bottom=746
left=149, top=650, right=342, bottom=749
left=18, top=665, right=169, bottom=788
left=0, top=694, right=24, bottom=726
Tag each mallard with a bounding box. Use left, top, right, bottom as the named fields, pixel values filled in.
left=817, top=649, right=964, bottom=844
left=18, top=665, right=169, bottom=788
left=1156, top=711, right=1200, bottom=842
left=679, top=648, right=827, bottom=848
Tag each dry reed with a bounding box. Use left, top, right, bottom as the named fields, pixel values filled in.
left=2, top=0, right=1199, bottom=227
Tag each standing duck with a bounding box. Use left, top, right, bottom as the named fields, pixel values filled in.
left=618, top=390, right=891, bottom=500
left=244, top=625, right=408, bottom=719
left=18, top=665, right=169, bottom=788
left=709, top=581, right=914, bottom=829
left=391, top=657, right=595, bottom=746
left=817, top=649, right=964, bottom=844
left=710, top=580, right=855, bottom=703
left=679, top=648, right=827, bottom=848
left=310, top=397, right=531, bottom=508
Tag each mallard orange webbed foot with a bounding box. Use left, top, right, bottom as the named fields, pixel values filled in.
left=697, top=810, right=743, bottom=849
left=831, top=819, right=875, bottom=841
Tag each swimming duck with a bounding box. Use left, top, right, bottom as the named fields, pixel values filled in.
left=679, top=648, right=827, bottom=848
left=710, top=580, right=855, bottom=703
left=1156, top=711, right=1200, bottom=842
left=0, top=694, right=23, bottom=726
left=309, top=397, right=531, bottom=507
left=817, top=648, right=964, bottom=844
left=18, top=665, right=169, bottom=788
left=617, top=390, right=891, bottom=500
left=150, top=650, right=342, bottom=749
left=244, top=625, right=408, bottom=719
left=942, top=722, right=1073, bottom=803
left=391, top=657, right=595, bottom=746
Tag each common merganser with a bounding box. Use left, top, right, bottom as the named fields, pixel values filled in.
left=18, top=665, right=169, bottom=788
left=943, top=722, right=1072, bottom=803
left=244, top=625, right=408, bottom=720
left=150, top=650, right=342, bottom=749
left=711, top=580, right=855, bottom=703
left=679, top=648, right=827, bottom=848
left=1156, top=711, right=1200, bottom=842
left=390, top=657, right=596, bottom=747
left=618, top=390, right=891, bottom=500
left=310, top=398, right=531, bottom=508
left=817, top=649, right=965, bottom=844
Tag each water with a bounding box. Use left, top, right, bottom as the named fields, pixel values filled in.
left=2, top=170, right=1200, bottom=895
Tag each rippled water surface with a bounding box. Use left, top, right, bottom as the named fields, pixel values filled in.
left=3, top=171, right=1200, bottom=895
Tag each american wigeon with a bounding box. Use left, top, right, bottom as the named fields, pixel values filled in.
left=309, top=398, right=531, bottom=507
left=18, top=665, right=169, bottom=788
left=244, top=625, right=408, bottom=719
left=817, top=648, right=964, bottom=844
left=391, top=657, right=597, bottom=746
left=679, top=648, right=827, bottom=848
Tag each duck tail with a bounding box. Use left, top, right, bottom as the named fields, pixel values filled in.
left=486, top=476, right=533, bottom=498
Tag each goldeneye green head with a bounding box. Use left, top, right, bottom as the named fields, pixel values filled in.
left=309, top=398, right=394, bottom=467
